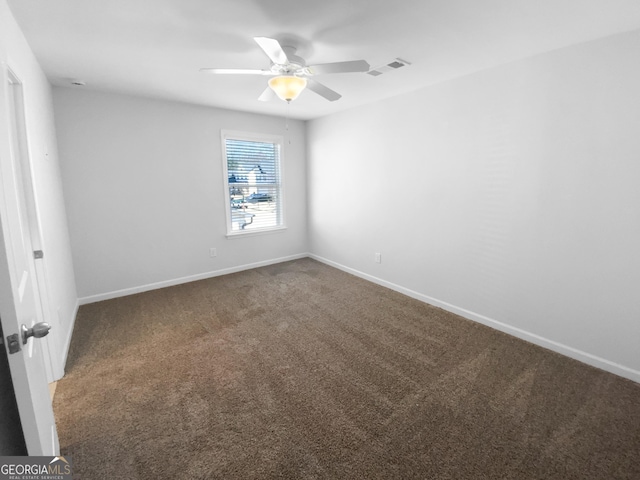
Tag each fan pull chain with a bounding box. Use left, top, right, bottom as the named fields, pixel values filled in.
left=285, top=100, right=291, bottom=144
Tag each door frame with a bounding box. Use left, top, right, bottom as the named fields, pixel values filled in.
left=0, top=61, right=59, bottom=455
left=4, top=65, right=61, bottom=383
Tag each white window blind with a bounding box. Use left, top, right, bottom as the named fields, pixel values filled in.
left=222, top=131, right=284, bottom=234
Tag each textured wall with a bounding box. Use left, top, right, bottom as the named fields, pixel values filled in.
left=307, top=29, right=640, bottom=381
left=54, top=88, right=307, bottom=300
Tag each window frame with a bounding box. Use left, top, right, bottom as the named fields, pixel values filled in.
left=221, top=130, right=286, bottom=237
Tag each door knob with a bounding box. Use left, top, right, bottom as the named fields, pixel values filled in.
left=21, top=322, right=51, bottom=345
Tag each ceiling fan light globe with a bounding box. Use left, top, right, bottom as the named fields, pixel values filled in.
left=268, top=76, right=307, bottom=102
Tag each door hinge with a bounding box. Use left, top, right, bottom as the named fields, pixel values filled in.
left=33, top=250, right=44, bottom=259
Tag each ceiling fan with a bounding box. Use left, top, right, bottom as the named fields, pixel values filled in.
left=200, top=37, right=370, bottom=103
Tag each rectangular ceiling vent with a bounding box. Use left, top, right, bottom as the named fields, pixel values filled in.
left=367, top=58, right=411, bottom=76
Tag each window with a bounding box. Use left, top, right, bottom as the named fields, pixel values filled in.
left=221, top=130, right=285, bottom=235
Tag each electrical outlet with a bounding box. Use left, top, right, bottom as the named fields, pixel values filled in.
left=210, top=248, right=217, bottom=258
left=374, top=252, right=382, bottom=263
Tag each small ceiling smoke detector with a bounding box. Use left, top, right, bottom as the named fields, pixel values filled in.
left=70, top=79, right=86, bottom=86
left=367, top=58, right=412, bottom=76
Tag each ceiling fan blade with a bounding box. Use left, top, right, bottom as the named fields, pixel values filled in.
left=306, top=79, right=342, bottom=102
left=258, top=87, right=276, bottom=102
left=254, top=37, right=289, bottom=65
left=306, top=60, right=370, bottom=75
left=200, top=68, right=273, bottom=75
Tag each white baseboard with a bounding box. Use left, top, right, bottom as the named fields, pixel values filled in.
left=78, top=253, right=308, bottom=305
left=60, top=299, right=79, bottom=371
left=309, top=254, right=640, bottom=384
left=51, top=298, right=79, bottom=382
left=75, top=252, right=639, bottom=384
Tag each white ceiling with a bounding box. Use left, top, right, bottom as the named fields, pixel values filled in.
left=8, top=0, right=640, bottom=120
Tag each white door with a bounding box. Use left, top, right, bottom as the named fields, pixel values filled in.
left=0, top=66, right=59, bottom=455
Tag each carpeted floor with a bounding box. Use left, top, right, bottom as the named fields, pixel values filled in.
left=54, top=258, right=640, bottom=479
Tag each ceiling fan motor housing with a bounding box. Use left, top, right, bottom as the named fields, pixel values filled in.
left=274, top=46, right=306, bottom=75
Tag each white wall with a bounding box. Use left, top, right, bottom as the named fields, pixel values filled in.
left=0, top=0, right=78, bottom=380
left=53, top=88, right=307, bottom=301
left=307, top=29, right=640, bottom=382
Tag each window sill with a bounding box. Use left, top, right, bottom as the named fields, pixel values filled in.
left=226, top=226, right=287, bottom=239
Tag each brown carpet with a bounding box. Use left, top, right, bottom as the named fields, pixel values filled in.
left=54, top=258, right=640, bottom=479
